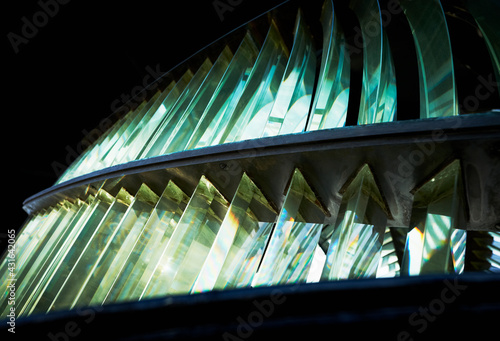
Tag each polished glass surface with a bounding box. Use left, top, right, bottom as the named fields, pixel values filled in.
left=400, top=0, right=457, bottom=118
left=307, top=0, right=350, bottom=130
left=192, top=173, right=276, bottom=293
left=401, top=160, right=466, bottom=275
left=188, top=32, right=259, bottom=150
left=217, top=20, right=289, bottom=144
left=140, top=176, right=229, bottom=298
left=262, top=10, right=316, bottom=137
left=351, top=0, right=397, bottom=124
left=255, top=169, right=326, bottom=286
left=323, top=164, right=388, bottom=280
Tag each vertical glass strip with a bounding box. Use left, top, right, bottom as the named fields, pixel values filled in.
left=72, top=184, right=160, bottom=309
left=187, top=32, right=259, bottom=150
left=351, top=0, right=397, bottom=124
left=56, top=106, right=138, bottom=183
left=111, top=81, right=178, bottom=164
left=323, top=164, right=388, bottom=280
left=141, top=59, right=214, bottom=158
left=47, top=188, right=133, bottom=313
left=162, top=47, right=234, bottom=155
left=17, top=198, right=95, bottom=317
left=262, top=9, right=317, bottom=137
left=375, top=227, right=401, bottom=278
left=400, top=0, right=457, bottom=118
left=307, top=0, right=350, bottom=131
left=216, top=20, right=289, bottom=144
left=192, top=173, right=276, bottom=293
left=219, top=222, right=274, bottom=289
left=100, top=181, right=189, bottom=304
left=103, top=91, right=164, bottom=166
left=10, top=200, right=84, bottom=317
left=135, top=70, right=194, bottom=159
left=255, top=169, right=327, bottom=286
left=0, top=201, right=78, bottom=315
left=0, top=212, right=44, bottom=285
left=401, top=160, right=466, bottom=275
left=141, top=176, right=229, bottom=299
left=27, top=189, right=115, bottom=315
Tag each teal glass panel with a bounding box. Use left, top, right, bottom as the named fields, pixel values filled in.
left=135, top=70, right=194, bottom=159
left=255, top=169, right=327, bottom=286
left=100, top=181, right=189, bottom=304
left=192, top=173, right=276, bottom=293
left=307, top=0, right=350, bottom=131
left=351, top=0, right=397, bottom=124
left=467, top=0, right=500, bottom=97
left=112, top=81, right=180, bottom=164
left=322, top=164, right=388, bottom=280
left=187, top=32, right=259, bottom=150
left=71, top=185, right=160, bottom=309
left=216, top=20, right=289, bottom=144
left=262, top=9, right=316, bottom=137
left=401, top=160, right=466, bottom=275
left=141, top=59, right=213, bottom=159
left=141, top=176, right=229, bottom=298
left=161, top=47, right=234, bottom=155
left=57, top=101, right=149, bottom=183
left=400, top=0, right=457, bottom=118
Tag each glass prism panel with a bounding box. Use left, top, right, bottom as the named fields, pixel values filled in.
left=401, top=160, right=466, bottom=275
left=20, top=190, right=113, bottom=316
left=307, top=0, right=350, bottom=131
left=112, top=81, right=179, bottom=164
left=255, top=169, right=328, bottom=286
left=162, top=47, right=234, bottom=155
left=376, top=227, right=401, bottom=278
left=262, top=9, right=316, bottom=137
left=0, top=201, right=80, bottom=316
left=136, top=70, right=194, bottom=159
left=91, top=100, right=151, bottom=170
left=72, top=184, right=160, bottom=309
left=351, top=0, right=397, bottom=124
left=141, top=176, right=229, bottom=299
left=216, top=20, right=289, bottom=144
left=323, top=164, right=388, bottom=280
left=188, top=32, right=259, bottom=150
left=400, top=0, right=457, bottom=118
left=103, top=181, right=189, bottom=304
left=141, top=59, right=213, bottom=159
left=192, top=173, right=276, bottom=293
left=47, top=188, right=133, bottom=313
left=26, top=189, right=116, bottom=315
left=8, top=201, right=86, bottom=317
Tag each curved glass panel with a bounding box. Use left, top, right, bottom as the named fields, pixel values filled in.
left=217, top=20, right=289, bottom=144
left=400, top=0, right=457, bottom=118
left=307, top=0, right=350, bottom=130
left=262, top=9, right=317, bottom=137
left=351, top=0, right=397, bottom=124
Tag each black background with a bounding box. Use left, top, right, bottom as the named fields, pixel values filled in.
left=2, top=0, right=286, bottom=240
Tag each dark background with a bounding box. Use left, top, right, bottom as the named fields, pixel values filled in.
left=2, top=0, right=286, bottom=241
